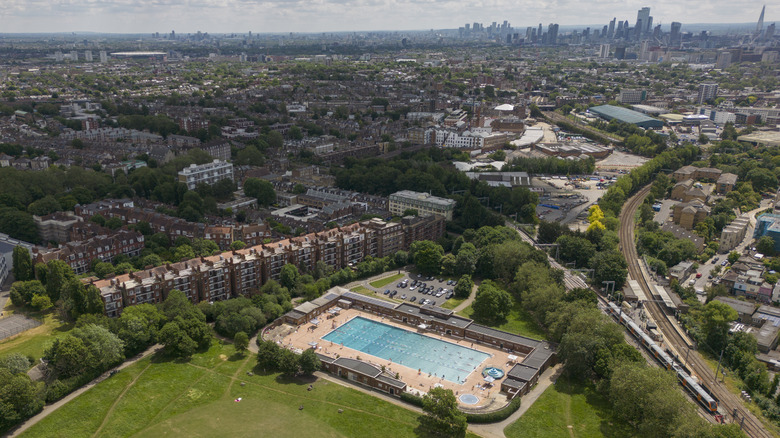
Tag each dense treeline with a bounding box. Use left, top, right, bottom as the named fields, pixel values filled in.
left=429, top=224, right=743, bottom=436
left=590, top=119, right=669, bottom=156
left=598, top=143, right=700, bottom=217
left=503, top=155, right=595, bottom=175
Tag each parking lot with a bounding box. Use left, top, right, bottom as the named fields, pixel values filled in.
left=369, top=272, right=460, bottom=307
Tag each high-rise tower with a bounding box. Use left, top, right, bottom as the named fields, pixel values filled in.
left=757, top=5, right=765, bottom=34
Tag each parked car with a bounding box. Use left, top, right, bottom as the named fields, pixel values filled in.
left=410, top=296, right=417, bottom=302
left=401, top=294, right=407, bottom=300
left=384, top=289, right=391, bottom=295
left=712, top=257, right=719, bottom=264
left=696, top=273, right=703, bottom=278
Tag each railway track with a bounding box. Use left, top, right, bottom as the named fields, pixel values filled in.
left=619, top=185, right=774, bottom=438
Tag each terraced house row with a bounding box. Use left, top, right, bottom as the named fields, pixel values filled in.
left=89, top=215, right=444, bottom=317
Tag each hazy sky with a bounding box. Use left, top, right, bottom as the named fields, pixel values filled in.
left=0, top=0, right=773, bottom=34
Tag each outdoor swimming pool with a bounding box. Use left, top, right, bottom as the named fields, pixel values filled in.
left=322, top=316, right=490, bottom=384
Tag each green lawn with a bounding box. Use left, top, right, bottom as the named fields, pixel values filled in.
left=504, top=376, right=634, bottom=438
left=21, top=341, right=439, bottom=438
left=457, top=303, right=547, bottom=341
left=369, top=273, right=404, bottom=289
left=0, top=312, right=71, bottom=362
left=440, top=297, right=467, bottom=310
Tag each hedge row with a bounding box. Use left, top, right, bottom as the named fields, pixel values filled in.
left=400, top=391, right=424, bottom=407
left=399, top=391, right=522, bottom=424
left=464, top=396, right=522, bottom=423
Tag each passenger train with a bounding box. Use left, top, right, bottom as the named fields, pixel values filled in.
left=606, top=301, right=718, bottom=413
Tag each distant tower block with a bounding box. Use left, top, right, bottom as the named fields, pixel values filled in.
left=99, top=51, right=108, bottom=63
left=84, top=51, right=93, bottom=62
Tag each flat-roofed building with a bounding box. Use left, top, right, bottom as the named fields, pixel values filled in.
left=178, top=159, right=234, bottom=190
left=389, top=190, right=456, bottom=221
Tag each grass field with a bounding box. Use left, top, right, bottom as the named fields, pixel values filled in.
left=440, top=297, right=467, bottom=310
left=0, top=312, right=71, bottom=362
left=457, top=303, right=547, bottom=341
left=369, top=273, right=404, bottom=289
left=21, top=341, right=449, bottom=438
left=504, top=376, right=634, bottom=438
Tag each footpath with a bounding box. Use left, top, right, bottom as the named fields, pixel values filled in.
left=8, top=344, right=162, bottom=437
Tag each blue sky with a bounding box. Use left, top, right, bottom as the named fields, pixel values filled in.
left=0, top=0, right=772, bottom=34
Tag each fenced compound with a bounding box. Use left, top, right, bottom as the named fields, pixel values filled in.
left=0, top=314, right=43, bottom=341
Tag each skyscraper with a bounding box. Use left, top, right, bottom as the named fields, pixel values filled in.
left=670, top=22, right=682, bottom=48
left=636, top=7, right=651, bottom=35
left=608, top=18, right=616, bottom=38
left=599, top=44, right=611, bottom=58
left=547, top=23, right=559, bottom=45
left=757, top=5, right=765, bottom=34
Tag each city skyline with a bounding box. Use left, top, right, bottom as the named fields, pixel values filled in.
left=0, top=0, right=775, bottom=34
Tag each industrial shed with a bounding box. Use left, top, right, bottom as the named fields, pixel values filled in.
left=588, top=105, right=664, bottom=129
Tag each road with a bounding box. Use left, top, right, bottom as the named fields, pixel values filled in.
left=619, top=185, right=773, bottom=438
left=688, top=199, right=772, bottom=300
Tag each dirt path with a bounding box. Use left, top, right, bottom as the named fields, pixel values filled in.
left=91, top=362, right=153, bottom=437
left=8, top=344, right=162, bottom=437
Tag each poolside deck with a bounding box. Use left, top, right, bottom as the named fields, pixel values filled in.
left=272, top=307, right=527, bottom=409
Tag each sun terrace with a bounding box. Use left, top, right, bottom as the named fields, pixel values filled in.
left=264, top=287, right=555, bottom=410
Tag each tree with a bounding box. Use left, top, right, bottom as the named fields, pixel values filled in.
left=45, top=260, right=72, bottom=302
left=454, top=275, right=473, bottom=299
left=455, top=243, right=478, bottom=275
left=556, top=234, right=595, bottom=268
left=299, top=348, right=321, bottom=375
left=72, top=324, right=125, bottom=372
left=610, top=362, right=694, bottom=436
left=471, top=281, right=513, bottom=324
left=420, top=387, right=467, bottom=438
left=256, top=339, right=282, bottom=371
left=12, top=246, right=33, bottom=282
left=43, top=335, right=89, bottom=378
left=402, top=208, right=418, bottom=217
left=117, top=304, right=165, bottom=355
left=0, top=353, right=31, bottom=375
left=701, top=301, right=738, bottom=354
left=756, top=236, right=776, bottom=257
left=410, top=241, right=444, bottom=275
left=591, top=251, right=628, bottom=290
left=234, top=331, right=249, bottom=353
left=0, top=208, right=39, bottom=242
left=0, top=368, right=44, bottom=431
left=235, top=145, right=265, bottom=166
left=280, top=264, right=300, bottom=290
left=27, top=195, right=62, bottom=216
left=31, top=294, right=53, bottom=310
left=243, top=177, right=276, bottom=206
left=230, top=240, right=246, bottom=250
left=9, top=280, right=46, bottom=307
left=277, top=348, right=300, bottom=376
left=159, top=322, right=198, bottom=357
left=105, top=217, right=123, bottom=230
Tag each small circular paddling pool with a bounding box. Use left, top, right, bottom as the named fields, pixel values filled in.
left=459, top=394, right=480, bottom=405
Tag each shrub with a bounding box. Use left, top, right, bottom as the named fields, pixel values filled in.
left=464, top=396, right=522, bottom=423
left=401, top=391, right=425, bottom=407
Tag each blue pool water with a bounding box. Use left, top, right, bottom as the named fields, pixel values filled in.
left=322, top=316, right=490, bottom=384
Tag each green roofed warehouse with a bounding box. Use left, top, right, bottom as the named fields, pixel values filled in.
left=588, top=104, right=664, bottom=129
